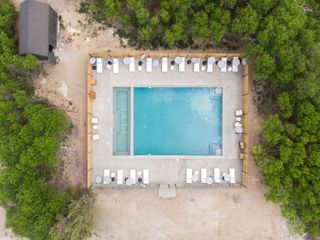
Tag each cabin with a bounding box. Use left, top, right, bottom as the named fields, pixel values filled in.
left=19, top=0, right=58, bottom=60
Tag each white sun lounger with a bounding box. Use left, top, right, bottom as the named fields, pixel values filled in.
left=130, top=169, right=136, bottom=184
left=162, top=57, right=168, bottom=72
left=129, top=57, right=135, bottom=72
left=214, top=168, right=221, bottom=183
left=91, top=117, right=98, bottom=124
left=221, top=57, right=227, bottom=72
left=229, top=168, right=236, bottom=184
left=201, top=168, right=207, bottom=183
left=186, top=169, right=192, bottom=183
left=194, top=60, right=200, bottom=72
left=143, top=169, right=149, bottom=184
left=117, top=169, right=124, bottom=184
left=232, top=57, right=239, bottom=72
left=207, top=62, right=213, bottom=72
left=92, top=134, right=100, bottom=141
left=179, top=57, right=185, bottom=72
left=103, top=169, right=110, bottom=184
left=96, top=58, right=103, bottom=73
left=113, top=58, right=119, bottom=74
left=146, top=58, right=152, bottom=72
left=235, top=109, right=243, bottom=116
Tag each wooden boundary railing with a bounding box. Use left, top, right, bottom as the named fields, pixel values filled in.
left=86, top=51, right=249, bottom=188
left=89, top=50, right=242, bottom=59
left=242, top=65, right=250, bottom=187
left=87, top=58, right=94, bottom=188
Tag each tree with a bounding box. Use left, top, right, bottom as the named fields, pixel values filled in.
left=49, top=191, right=94, bottom=240
left=231, top=6, right=260, bottom=38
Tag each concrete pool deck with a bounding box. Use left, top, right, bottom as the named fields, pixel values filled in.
left=90, top=55, right=245, bottom=186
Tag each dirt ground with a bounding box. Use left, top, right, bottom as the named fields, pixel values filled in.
left=0, top=0, right=303, bottom=239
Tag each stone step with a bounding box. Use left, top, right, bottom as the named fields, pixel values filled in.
left=158, top=184, right=176, bottom=199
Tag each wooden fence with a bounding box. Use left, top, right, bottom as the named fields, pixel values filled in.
left=87, top=58, right=94, bottom=188
left=242, top=64, right=250, bottom=187
left=86, top=51, right=250, bottom=188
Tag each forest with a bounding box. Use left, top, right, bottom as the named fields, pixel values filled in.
left=0, top=1, right=92, bottom=239
left=80, top=0, right=320, bottom=237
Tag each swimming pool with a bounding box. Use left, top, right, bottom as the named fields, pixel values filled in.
left=134, top=87, right=222, bottom=155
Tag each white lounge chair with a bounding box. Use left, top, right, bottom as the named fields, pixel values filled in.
left=103, top=169, right=110, bottom=184
left=129, top=57, right=135, bottom=72
left=143, top=169, right=149, bottom=184
left=214, top=168, right=221, bottom=183
left=235, top=109, right=243, bottom=116
left=146, top=58, right=152, bottom=72
left=179, top=57, right=185, bottom=72
left=130, top=169, right=136, bottom=184
left=96, top=58, right=103, bottom=73
left=91, top=117, right=98, bottom=124
left=207, top=57, right=215, bottom=73
left=229, top=168, right=236, bottom=184
left=92, top=134, right=100, bottom=141
left=93, top=125, right=98, bottom=130
left=193, top=60, right=200, bottom=72
left=117, top=169, right=124, bottom=184
left=113, top=58, right=119, bottom=74
left=207, top=62, right=213, bottom=72
left=201, top=168, right=207, bottom=183
left=162, top=57, right=168, bottom=72
left=232, top=57, right=239, bottom=72
left=186, top=169, right=192, bottom=183
left=221, top=57, right=227, bottom=72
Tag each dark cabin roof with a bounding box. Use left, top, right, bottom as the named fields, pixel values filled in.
left=19, top=0, right=58, bottom=60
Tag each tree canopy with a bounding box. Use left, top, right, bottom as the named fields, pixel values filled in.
left=82, top=0, right=320, bottom=237
left=0, top=1, right=93, bottom=239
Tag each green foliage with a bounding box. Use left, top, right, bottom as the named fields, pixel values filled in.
left=0, top=0, right=17, bottom=37
left=49, top=191, right=94, bottom=240
left=0, top=1, right=80, bottom=240
left=276, top=92, right=292, bottom=118
left=261, top=115, right=284, bottom=145
left=231, top=6, right=260, bottom=38
left=82, top=0, right=236, bottom=49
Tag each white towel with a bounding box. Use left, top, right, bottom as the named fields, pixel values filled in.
left=201, top=168, right=207, bottom=183
left=221, top=57, right=227, bottom=72
left=117, top=170, right=124, bottom=184
left=103, top=169, right=110, bottom=184
left=214, top=168, right=221, bottom=183
left=179, top=57, right=185, bottom=72
left=194, top=62, right=200, bottom=72
left=229, top=168, right=236, bottom=184
left=207, top=62, right=213, bottom=72
left=146, top=58, right=152, bottom=72
left=186, top=169, right=192, bottom=183
left=96, top=58, right=103, bottom=73
left=143, top=169, right=149, bottom=184
left=162, top=57, right=168, bottom=72
left=129, top=57, right=135, bottom=72
left=113, top=58, right=119, bottom=74
left=130, top=169, right=136, bottom=184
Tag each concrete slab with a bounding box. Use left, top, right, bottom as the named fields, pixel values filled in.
left=91, top=56, right=244, bottom=186
left=158, top=184, right=176, bottom=199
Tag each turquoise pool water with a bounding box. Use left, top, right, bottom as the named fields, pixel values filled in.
left=134, top=87, right=222, bottom=155
left=113, top=88, right=130, bottom=155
